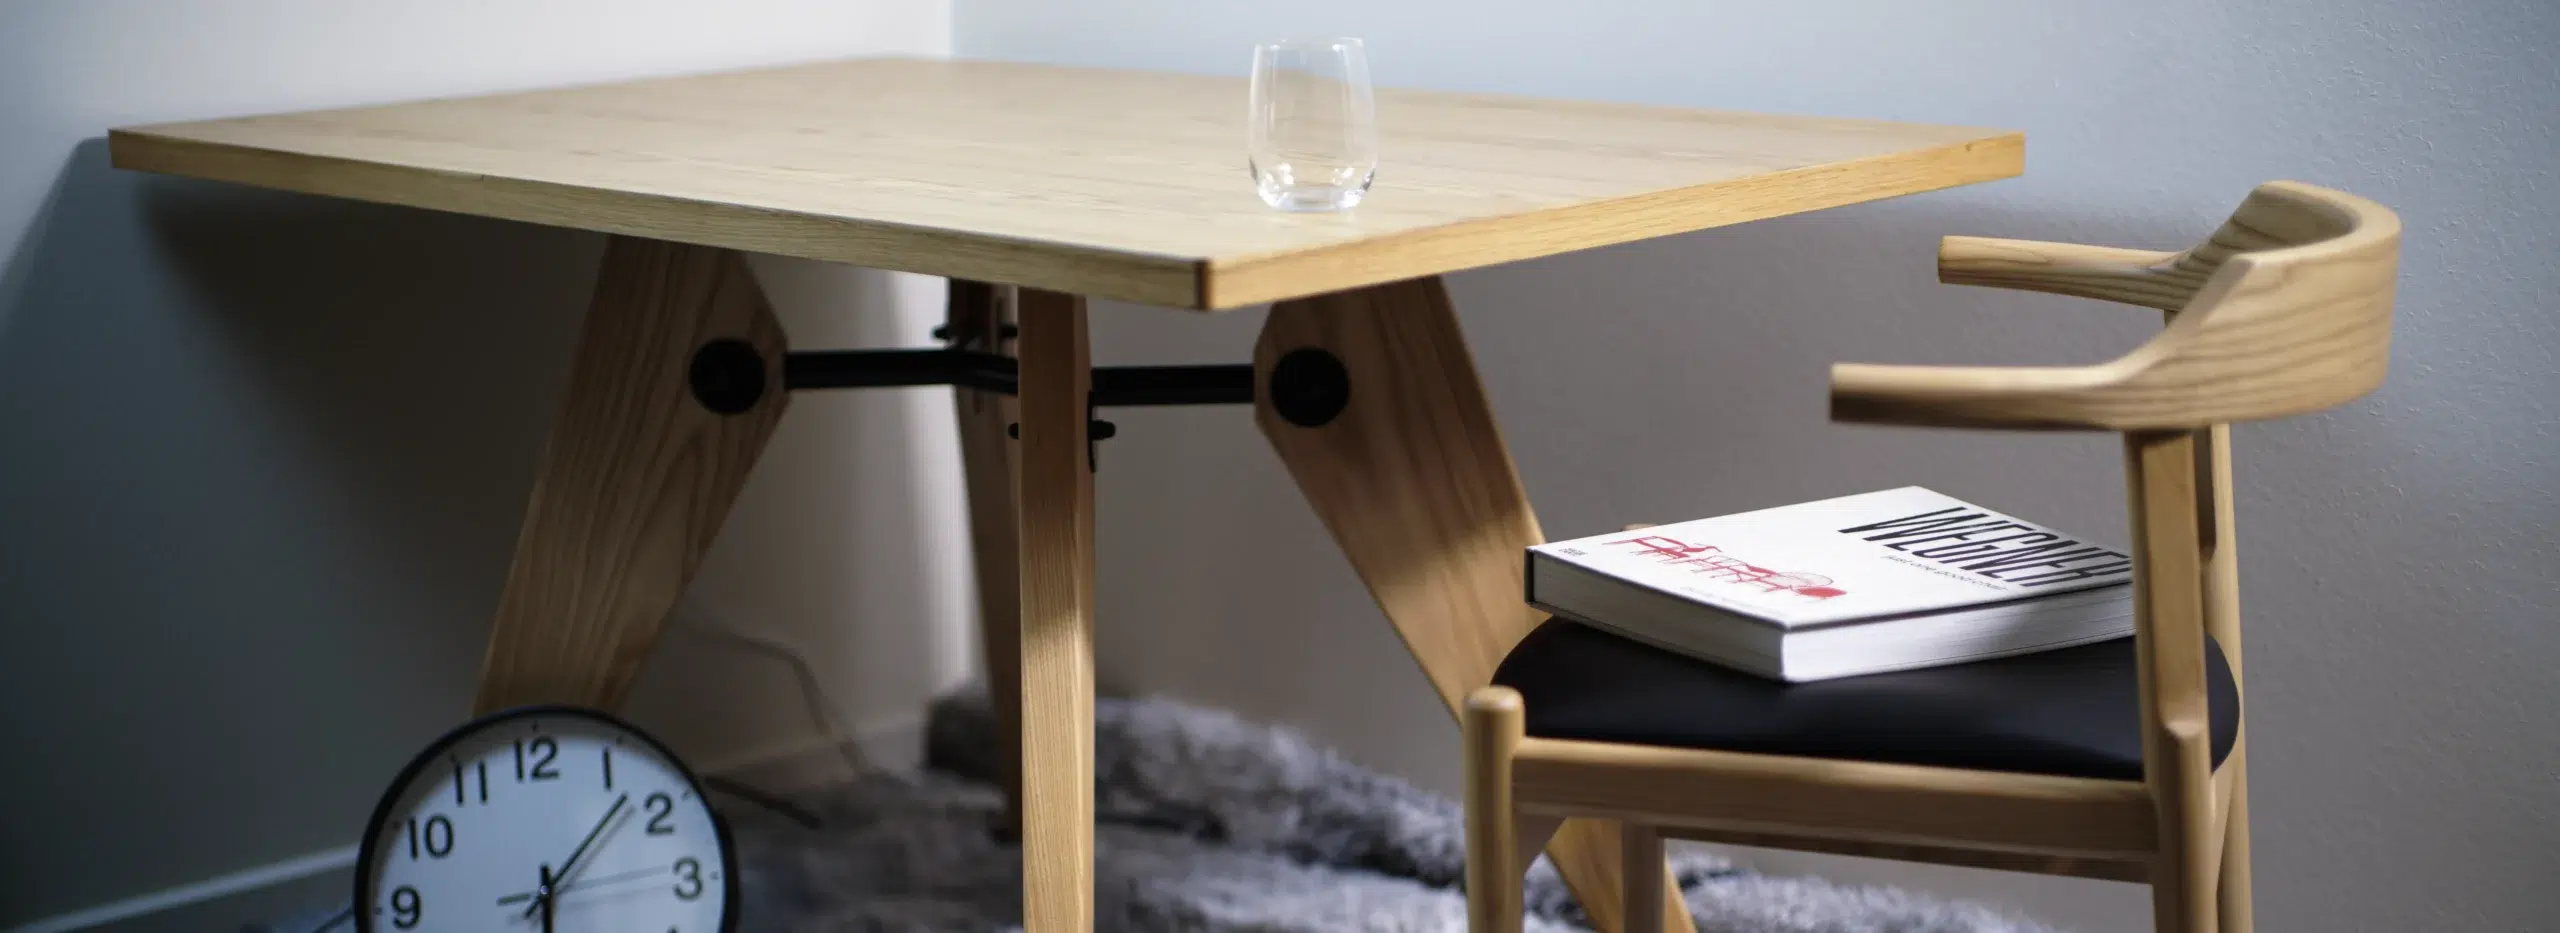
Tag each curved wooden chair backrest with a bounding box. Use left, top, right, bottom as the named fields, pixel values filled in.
left=1832, top=181, right=2401, bottom=431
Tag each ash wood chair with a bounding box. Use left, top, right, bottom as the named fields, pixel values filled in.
left=1463, top=181, right=2399, bottom=933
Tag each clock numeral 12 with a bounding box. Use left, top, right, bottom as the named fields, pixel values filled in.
left=514, top=737, right=560, bottom=781
left=402, top=815, right=453, bottom=859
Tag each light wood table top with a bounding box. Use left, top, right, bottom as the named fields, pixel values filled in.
left=110, top=58, right=2021, bottom=310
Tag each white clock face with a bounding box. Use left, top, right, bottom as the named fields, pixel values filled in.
left=357, top=708, right=733, bottom=933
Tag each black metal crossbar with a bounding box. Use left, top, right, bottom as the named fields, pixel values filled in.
left=780, top=349, right=1255, bottom=407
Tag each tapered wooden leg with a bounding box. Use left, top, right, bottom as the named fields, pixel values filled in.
left=475, top=236, right=788, bottom=713
left=1256, top=277, right=1692, bottom=933
left=2217, top=754, right=2252, bottom=933
left=2126, top=430, right=2219, bottom=933
left=2198, top=424, right=2252, bottom=933
left=1466, top=688, right=1526, bottom=933
left=1620, top=824, right=1665, bottom=933
left=1015, top=287, right=1094, bottom=933
left=949, top=279, right=1025, bottom=833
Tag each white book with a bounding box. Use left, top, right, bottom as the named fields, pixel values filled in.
left=1525, top=487, right=2135, bottom=682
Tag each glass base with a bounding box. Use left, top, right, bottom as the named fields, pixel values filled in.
left=1255, top=173, right=1374, bottom=212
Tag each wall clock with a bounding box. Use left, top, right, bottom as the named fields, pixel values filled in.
left=354, top=705, right=737, bottom=933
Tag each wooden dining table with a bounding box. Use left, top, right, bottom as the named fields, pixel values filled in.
left=109, top=57, right=2021, bottom=933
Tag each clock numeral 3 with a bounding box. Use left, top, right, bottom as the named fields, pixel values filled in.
left=389, top=886, right=422, bottom=929
left=514, top=737, right=560, bottom=781
left=644, top=792, right=677, bottom=835
left=401, top=815, right=454, bottom=860
left=673, top=857, right=704, bottom=900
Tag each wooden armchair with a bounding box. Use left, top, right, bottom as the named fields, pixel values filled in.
left=1464, top=181, right=2400, bottom=933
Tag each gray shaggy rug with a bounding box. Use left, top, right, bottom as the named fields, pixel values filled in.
left=257, top=691, right=2060, bottom=933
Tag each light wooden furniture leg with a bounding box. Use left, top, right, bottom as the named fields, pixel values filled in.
left=2217, top=753, right=2252, bottom=931
left=2200, top=424, right=2253, bottom=933
left=1619, top=824, right=1665, bottom=933
left=1466, top=689, right=1526, bottom=933
left=949, top=278, right=1025, bottom=834
left=475, top=236, right=788, bottom=713
left=1015, top=287, right=1095, bottom=933
left=1256, top=277, right=1690, bottom=933
left=2127, top=430, right=2219, bottom=933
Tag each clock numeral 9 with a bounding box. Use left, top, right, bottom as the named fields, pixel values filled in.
left=401, top=815, right=453, bottom=860
left=514, top=737, right=560, bottom=781
left=673, top=857, right=704, bottom=900
left=644, top=792, right=676, bottom=835
left=389, top=886, right=422, bottom=929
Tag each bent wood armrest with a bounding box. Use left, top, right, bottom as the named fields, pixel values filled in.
left=1830, top=360, right=2129, bottom=431
left=1938, top=236, right=2201, bottom=310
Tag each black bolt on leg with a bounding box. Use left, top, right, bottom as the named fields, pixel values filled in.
left=689, top=339, right=769, bottom=415
left=1006, top=404, right=1117, bottom=471
left=1267, top=348, right=1351, bottom=428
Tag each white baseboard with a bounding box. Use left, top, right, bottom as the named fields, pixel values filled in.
left=4, top=846, right=358, bottom=933
left=8, top=713, right=927, bottom=933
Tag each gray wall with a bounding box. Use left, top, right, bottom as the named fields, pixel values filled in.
left=0, top=2, right=958, bottom=928
left=958, top=2, right=2560, bottom=931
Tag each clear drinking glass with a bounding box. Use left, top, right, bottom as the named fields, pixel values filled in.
left=1248, top=37, right=1378, bottom=211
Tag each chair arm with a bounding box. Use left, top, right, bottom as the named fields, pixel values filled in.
left=1830, top=360, right=2127, bottom=431
left=1939, top=236, right=2202, bottom=311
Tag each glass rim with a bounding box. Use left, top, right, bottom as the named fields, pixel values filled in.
left=1253, top=36, right=1366, bottom=52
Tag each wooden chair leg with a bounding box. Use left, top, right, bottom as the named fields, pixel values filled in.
left=1258, top=277, right=1693, bottom=933
left=1620, top=824, right=1666, bottom=933
left=2199, top=424, right=2252, bottom=933
left=2126, top=430, right=2220, bottom=933
left=2218, top=752, right=2253, bottom=933
left=949, top=279, right=1024, bottom=834
left=1467, top=688, right=1526, bottom=933
left=1015, top=287, right=1095, bottom=933
left=475, top=236, right=788, bottom=713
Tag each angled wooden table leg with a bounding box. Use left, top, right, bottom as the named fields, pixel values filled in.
left=475, top=236, right=789, bottom=713
left=948, top=279, right=1025, bottom=833
left=1014, top=287, right=1095, bottom=933
left=1255, top=277, right=1691, bottom=933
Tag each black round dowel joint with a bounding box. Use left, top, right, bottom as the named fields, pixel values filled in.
left=688, top=339, right=769, bottom=415
left=1268, top=348, right=1351, bottom=428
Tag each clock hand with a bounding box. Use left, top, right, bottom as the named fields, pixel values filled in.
left=522, top=794, right=628, bottom=918
left=497, top=866, right=668, bottom=905
left=537, top=864, right=556, bottom=933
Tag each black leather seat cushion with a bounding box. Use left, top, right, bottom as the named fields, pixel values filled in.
left=1492, top=621, right=2239, bottom=781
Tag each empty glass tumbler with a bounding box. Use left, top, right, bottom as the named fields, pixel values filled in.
left=1247, top=37, right=1378, bottom=211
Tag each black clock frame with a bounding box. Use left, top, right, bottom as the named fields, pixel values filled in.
left=352, top=704, right=741, bottom=933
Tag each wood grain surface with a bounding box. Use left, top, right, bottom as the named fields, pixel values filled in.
left=1013, top=287, right=1094, bottom=933
left=475, top=236, right=787, bottom=713
left=111, top=58, right=2020, bottom=309
left=1510, top=737, right=2159, bottom=861
left=2125, top=431, right=2220, bottom=933
left=1657, top=826, right=2148, bottom=883
left=1834, top=181, right=2400, bottom=431
left=1466, top=688, right=1527, bottom=933
left=948, top=279, right=1025, bottom=833
left=2200, top=424, right=2253, bottom=932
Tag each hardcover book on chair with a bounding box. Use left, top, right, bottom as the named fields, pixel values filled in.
left=1525, top=487, right=2135, bottom=682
